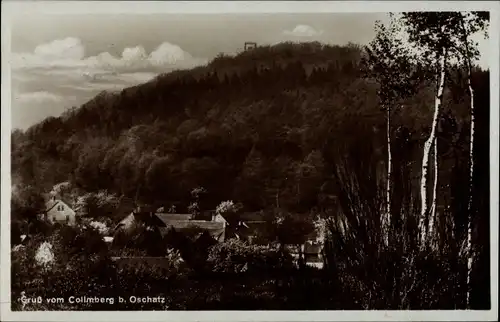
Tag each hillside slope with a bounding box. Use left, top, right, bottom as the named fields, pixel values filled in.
left=11, top=42, right=489, bottom=220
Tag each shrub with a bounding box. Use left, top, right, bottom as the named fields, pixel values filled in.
left=111, top=223, right=167, bottom=257
left=207, top=239, right=293, bottom=274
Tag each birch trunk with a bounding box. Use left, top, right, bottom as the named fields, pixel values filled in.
left=465, top=61, right=475, bottom=310
left=428, top=136, right=438, bottom=249
left=460, top=14, right=476, bottom=309
left=419, top=47, right=447, bottom=247
left=383, top=105, right=392, bottom=247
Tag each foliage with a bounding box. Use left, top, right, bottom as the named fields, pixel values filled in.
left=10, top=36, right=490, bottom=310
left=111, top=223, right=167, bottom=257
left=74, top=190, right=120, bottom=220
left=87, top=221, right=109, bottom=235
left=34, top=242, right=55, bottom=268
left=11, top=185, right=45, bottom=222
left=207, top=239, right=292, bottom=274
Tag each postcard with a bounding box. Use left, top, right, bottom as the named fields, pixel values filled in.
left=1, top=1, right=498, bottom=321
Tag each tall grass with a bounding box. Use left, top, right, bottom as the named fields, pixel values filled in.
left=321, top=143, right=479, bottom=309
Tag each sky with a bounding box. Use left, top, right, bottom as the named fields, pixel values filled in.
left=9, top=12, right=490, bottom=130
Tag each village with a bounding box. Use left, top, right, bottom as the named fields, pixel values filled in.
left=6, top=7, right=492, bottom=313
left=15, top=188, right=325, bottom=270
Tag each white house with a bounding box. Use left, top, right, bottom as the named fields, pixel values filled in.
left=41, top=196, right=76, bottom=226
left=212, top=213, right=228, bottom=226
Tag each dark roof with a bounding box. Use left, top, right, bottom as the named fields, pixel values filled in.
left=159, top=220, right=225, bottom=242
left=116, top=212, right=225, bottom=242
left=44, top=196, right=75, bottom=212
left=156, top=213, right=193, bottom=222
left=304, top=242, right=322, bottom=254
left=233, top=221, right=268, bottom=240
left=116, top=212, right=191, bottom=229
left=131, top=212, right=167, bottom=227
left=239, top=211, right=267, bottom=222
left=134, top=205, right=157, bottom=213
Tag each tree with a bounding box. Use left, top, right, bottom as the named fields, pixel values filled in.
left=215, top=200, right=242, bottom=224
left=11, top=185, right=45, bottom=224
left=400, top=13, right=462, bottom=248
left=455, top=11, right=489, bottom=309
left=364, top=16, right=420, bottom=246
left=402, top=11, right=489, bottom=308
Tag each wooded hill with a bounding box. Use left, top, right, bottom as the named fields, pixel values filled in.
left=11, top=41, right=489, bottom=231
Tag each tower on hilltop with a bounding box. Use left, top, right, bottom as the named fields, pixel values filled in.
left=244, top=42, right=257, bottom=51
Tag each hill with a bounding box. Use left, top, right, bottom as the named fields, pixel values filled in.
left=11, top=41, right=490, bottom=221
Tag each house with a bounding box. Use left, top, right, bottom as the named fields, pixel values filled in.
left=286, top=241, right=324, bottom=268
left=40, top=195, right=76, bottom=226
left=113, top=210, right=168, bottom=231
left=114, top=211, right=226, bottom=243
left=230, top=211, right=268, bottom=243
left=156, top=212, right=226, bottom=243
left=285, top=226, right=325, bottom=269
left=212, top=213, right=228, bottom=225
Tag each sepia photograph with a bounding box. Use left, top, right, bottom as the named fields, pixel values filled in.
left=1, top=1, right=498, bottom=321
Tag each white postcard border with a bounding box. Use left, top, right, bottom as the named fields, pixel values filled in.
left=1, top=1, right=498, bottom=321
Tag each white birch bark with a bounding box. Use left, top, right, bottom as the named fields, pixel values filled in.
left=419, top=47, right=447, bottom=247
left=465, top=67, right=475, bottom=309
left=383, top=105, right=392, bottom=247
left=428, top=136, right=438, bottom=249
left=460, top=13, right=476, bottom=309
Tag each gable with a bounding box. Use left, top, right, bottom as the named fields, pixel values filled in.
left=46, top=200, right=75, bottom=215
left=213, top=214, right=228, bottom=224
left=115, top=213, right=136, bottom=229
left=115, top=212, right=167, bottom=231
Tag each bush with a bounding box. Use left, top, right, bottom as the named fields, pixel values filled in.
left=207, top=239, right=293, bottom=274
left=11, top=223, right=183, bottom=310
left=112, top=223, right=167, bottom=257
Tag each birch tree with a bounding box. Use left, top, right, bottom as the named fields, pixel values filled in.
left=364, top=16, right=419, bottom=246
left=402, top=12, right=489, bottom=307
left=455, top=11, right=489, bottom=309
left=400, top=13, right=461, bottom=248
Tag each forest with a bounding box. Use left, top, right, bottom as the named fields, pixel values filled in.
left=11, top=12, right=491, bottom=310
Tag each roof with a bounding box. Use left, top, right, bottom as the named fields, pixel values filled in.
left=116, top=212, right=168, bottom=230
left=160, top=220, right=224, bottom=231
left=232, top=220, right=268, bottom=241
left=304, top=241, right=322, bottom=254
left=44, top=197, right=74, bottom=212
left=132, top=212, right=167, bottom=227
left=160, top=220, right=225, bottom=241
left=239, top=211, right=268, bottom=222
left=156, top=213, right=193, bottom=222
left=115, top=212, right=225, bottom=242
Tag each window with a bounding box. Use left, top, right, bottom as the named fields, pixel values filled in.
left=57, top=205, right=64, bottom=211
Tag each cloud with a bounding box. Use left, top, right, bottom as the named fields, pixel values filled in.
left=14, top=91, right=63, bottom=104
left=12, top=38, right=206, bottom=72
left=149, top=42, right=195, bottom=65
left=122, top=46, right=147, bottom=61
left=34, top=37, right=85, bottom=60
left=11, top=37, right=208, bottom=129
left=284, top=25, right=324, bottom=38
